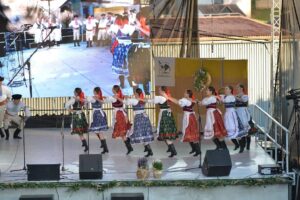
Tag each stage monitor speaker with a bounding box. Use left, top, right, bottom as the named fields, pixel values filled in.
left=79, top=154, right=103, bottom=179
left=202, top=149, right=232, bottom=177
left=27, top=164, right=60, bottom=181
left=19, top=194, right=54, bottom=200
left=111, top=193, right=144, bottom=200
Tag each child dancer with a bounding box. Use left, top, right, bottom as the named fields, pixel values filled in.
left=147, top=86, right=178, bottom=157
left=198, top=86, right=227, bottom=150
left=65, top=88, right=89, bottom=152
left=87, top=87, right=109, bottom=154
left=124, top=88, right=154, bottom=157
left=236, top=84, right=253, bottom=152
left=220, top=86, right=246, bottom=152
left=165, top=89, right=200, bottom=156
left=106, top=85, right=133, bottom=155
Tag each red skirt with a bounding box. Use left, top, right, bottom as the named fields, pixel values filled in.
left=213, top=110, right=228, bottom=139
left=183, top=114, right=200, bottom=142
left=112, top=110, right=130, bottom=139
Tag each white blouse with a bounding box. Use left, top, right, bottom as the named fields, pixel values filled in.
left=178, top=98, right=192, bottom=107
left=201, top=96, right=217, bottom=106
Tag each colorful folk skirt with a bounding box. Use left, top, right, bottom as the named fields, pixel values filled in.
left=112, top=43, right=133, bottom=77
left=129, top=112, right=154, bottom=144
left=71, top=112, right=88, bottom=135
left=236, top=107, right=251, bottom=134
left=157, top=109, right=178, bottom=141
left=112, top=109, right=131, bottom=139
left=182, top=112, right=200, bottom=142
left=89, top=109, right=109, bottom=133
left=204, top=108, right=227, bottom=140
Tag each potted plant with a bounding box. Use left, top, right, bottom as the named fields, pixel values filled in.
left=152, top=160, right=163, bottom=179
left=136, top=157, right=149, bottom=180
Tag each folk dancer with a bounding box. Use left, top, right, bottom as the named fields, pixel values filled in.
left=85, top=15, right=96, bottom=48
left=97, top=14, right=108, bottom=46
left=106, top=85, right=133, bottom=155
left=69, top=15, right=82, bottom=47
left=166, top=89, right=200, bottom=156
left=65, top=88, right=89, bottom=152
left=4, top=94, right=30, bottom=140
left=147, top=86, right=178, bottom=157
left=87, top=87, right=109, bottom=154
left=220, top=86, right=247, bottom=152
left=49, top=18, right=62, bottom=46
left=111, top=16, right=135, bottom=88
left=124, top=88, right=154, bottom=157
left=33, top=18, right=43, bottom=47
left=0, top=76, right=12, bottom=139
left=198, top=86, right=228, bottom=150
left=235, top=84, right=255, bottom=152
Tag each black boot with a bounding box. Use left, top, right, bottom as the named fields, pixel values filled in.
left=193, top=143, right=201, bottom=157
left=145, top=144, right=153, bottom=157
left=82, top=139, right=89, bottom=152
left=213, top=138, right=222, bottom=150
left=0, top=128, right=4, bottom=138
left=239, top=137, right=246, bottom=153
left=101, top=139, right=109, bottom=154
left=246, top=136, right=251, bottom=150
left=77, top=40, right=80, bottom=46
left=165, top=141, right=171, bottom=152
left=144, top=145, right=147, bottom=152
left=13, top=128, right=22, bottom=139
left=89, top=41, right=93, bottom=47
left=124, top=138, right=133, bottom=155
left=4, top=129, right=9, bottom=140
left=81, top=140, right=85, bottom=147
left=86, top=41, right=89, bottom=48
left=189, top=142, right=196, bottom=154
left=231, top=139, right=240, bottom=150
left=220, top=140, right=228, bottom=150
left=169, top=144, right=177, bottom=158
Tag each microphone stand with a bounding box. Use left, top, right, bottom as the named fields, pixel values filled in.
left=61, top=114, right=67, bottom=171
left=86, top=104, right=90, bottom=154
left=7, top=26, right=56, bottom=98
left=197, top=102, right=203, bottom=168
left=10, top=111, right=27, bottom=172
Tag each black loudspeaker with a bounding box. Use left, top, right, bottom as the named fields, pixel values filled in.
left=19, top=194, right=54, bottom=200
left=111, top=193, right=144, bottom=200
left=27, top=164, right=60, bottom=181
left=79, top=154, right=103, bottom=179
left=202, top=149, right=232, bottom=176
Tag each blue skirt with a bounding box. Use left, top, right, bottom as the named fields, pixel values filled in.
left=112, top=43, right=133, bottom=76
left=89, top=109, right=109, bottom=133
left=130, top=113, right=154, bottom=144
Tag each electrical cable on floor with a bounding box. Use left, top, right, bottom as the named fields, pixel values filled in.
left=55, top=187, right=60, bottom=200
left=3, top=139, right=21, bottom=173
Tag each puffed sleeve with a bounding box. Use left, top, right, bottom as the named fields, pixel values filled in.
left=65, top=98, right=75, bottom=109
left=201, top=96, right=216, bottom=106
left=219, top=95, right=225, bottom=102
left=147, top=96, right=167, bottom=104
left=124, top=98, right=139, bottom=106
left=86, top=96, right=96, bottom=103
left=178, top=98, right=192, bottom=107
left=224, top=95, right=236, bottom=103
left=104, top=96, right=117, bottom=103
left=241, top=95, right=249, bottom=102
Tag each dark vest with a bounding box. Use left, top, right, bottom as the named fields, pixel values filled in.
left=112, top=99, right=123, bottom=108
left=206, top=103, right=217, bottom=109
left=91, top=100, right=102, bottom=109
left=133, top=101, right=145, bottom=111
left=72, top=101, right=82, bottom=110
left=159, top=100, right=170, bottom=109
left=183, top=102, right=195, bottom=112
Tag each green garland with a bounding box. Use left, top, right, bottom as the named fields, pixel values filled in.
left=0, top=177, right=290, bottom=192
left=194, top=68, right=209, bottom=92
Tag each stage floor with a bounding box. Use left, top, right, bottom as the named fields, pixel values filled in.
left=0, top=128, right=277, bottom=182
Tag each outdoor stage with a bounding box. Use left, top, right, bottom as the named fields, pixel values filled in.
left=0, top=128, right=291, bottom=200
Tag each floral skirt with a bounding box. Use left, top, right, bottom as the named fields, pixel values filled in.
left=129, top=113, right=154, bottom=144
left=183, top=113, right=200, bottom=142
left=89, top=109, right=109, bottom=133
left=157, top=110, right=178, bottom=141
left=71, top=112, right=88, bottom=135
left=112, top=110, right=131, bottom=139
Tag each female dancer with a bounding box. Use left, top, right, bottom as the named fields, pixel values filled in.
left=147, top=86, right=178, bottom=157
left=106, top=85, right=133, bottom=155
left=165, top=89, right=200, bottom=156
left=220, top=86, right=247, bottom=152
left=236, top=84, right=252, bottom=151
left=198, top=86, right=227, bottom=150
left=65, top=88, right=89, bottom=152
left=87, top=87, right=109, bottom=154
left=124, top=88, right=154, bottom=157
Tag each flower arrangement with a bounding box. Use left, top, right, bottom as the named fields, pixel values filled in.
left=193, top=68, right=212, bottom=92
left=152, top=160, right=163, bottom=179
left=136, top=157, right=149, bottom=180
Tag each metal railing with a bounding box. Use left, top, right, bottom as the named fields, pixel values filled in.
left=249, top=104, right=294, bottom=179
